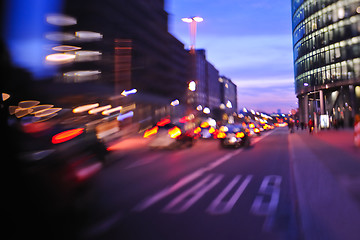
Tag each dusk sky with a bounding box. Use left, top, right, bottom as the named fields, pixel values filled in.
left=165, top=0, right=297, bottom=114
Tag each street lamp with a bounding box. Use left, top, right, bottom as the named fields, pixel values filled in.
left=181, top=16, right=203, bottom=54
left=188, top=80, right=196, bottom=91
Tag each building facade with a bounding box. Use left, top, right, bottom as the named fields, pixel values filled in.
left=292, top=0, right=360, bottom=127
left=219, top=75, right=238, bottom=120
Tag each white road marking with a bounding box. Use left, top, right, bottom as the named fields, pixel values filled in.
left=250, top=175, right=282, bottom=231
left=133, top=130, right=275, bottom=212
left=162, top=174, right=224, bottom=213
left=207, top=175, right=253, bottom=215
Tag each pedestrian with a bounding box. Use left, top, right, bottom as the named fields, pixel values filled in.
left=308, top=119, right=313, bottom=134
left=288, top=120, right=294, bottom=133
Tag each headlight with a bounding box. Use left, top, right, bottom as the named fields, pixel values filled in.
left=229, top=137, right=237, bottom=143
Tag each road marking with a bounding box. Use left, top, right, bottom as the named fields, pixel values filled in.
left=133, top=168, right=206, bottom=211
left=207, top=174, right=253, bottom=215
left=162, top=174, right=223, bottom=213
left=133, top=130, right=275, bottom=212
left=250, top=175, right=282, bottom=231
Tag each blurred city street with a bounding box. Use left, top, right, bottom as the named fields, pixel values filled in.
left=2, top=0, right=360, bottom=239
left=8, top=127, right=358, bottom=240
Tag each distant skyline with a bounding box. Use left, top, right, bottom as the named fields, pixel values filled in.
left=165, top=0, right=297, bottom=113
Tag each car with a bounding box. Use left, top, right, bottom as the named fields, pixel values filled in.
left=246, top=122, right=261, bottom=136
left=143, top=118, right=196, bottom=149
left=217, top=124, right=251, bottom=148
left=194, top=120, right=218, bottom=139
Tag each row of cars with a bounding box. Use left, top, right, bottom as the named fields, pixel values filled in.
left=143, top=117, right=275, bottom=149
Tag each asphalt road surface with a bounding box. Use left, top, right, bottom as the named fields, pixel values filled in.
left=74, top=127, right=299, bottom=240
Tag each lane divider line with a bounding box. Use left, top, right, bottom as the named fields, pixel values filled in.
left=133, top=129, right=276, bottom=212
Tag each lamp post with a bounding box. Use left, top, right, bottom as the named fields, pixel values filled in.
left=181, top=16, right=203, bottom=55
left=182, top=17, right=203, bottom=116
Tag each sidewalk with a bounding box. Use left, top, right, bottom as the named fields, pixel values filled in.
left=299, top=128, right=359, bottom=160
left=289, top=128, right=360, bottom=240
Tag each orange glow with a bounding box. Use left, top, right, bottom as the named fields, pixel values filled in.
left=236, top=132, right=245, bottom=138
left=168, top=126, right=181, bottom=139
left=249, top=123, right=255, bottom=128
left=35, top=108, right=62, bottom=118
left=46, top=53, right=75, bottom=63
left=52, top=128, right=84, bottom=144
left=2, top=93, right=10, bottom=101
left=254, top=128, right=260, bottom=133
left=157, top=118, right=171, bottom=126
left=31, top=105, right=54, bottom=114
left=88, top=105, right=111, bottom=114
left=200, top=122, right=209, bottom=128
left=73, top=103, right=99, bottom=113
left=194, top=127, right=201, bottom=134
left=102, top=106, right=122, bottom=115
left=209, top=127, right=215, bottom=134
left=19, top=100, right=40, bottom=108
left=217, top=132, right=226, bottom=139
left=143, top=126, right=158, bottom=138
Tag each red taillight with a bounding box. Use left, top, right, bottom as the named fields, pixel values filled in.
left=200, top=122, right=209, bottom=128
left=194, top=127, right=201, bottom=134
left=144, top=126, right=158, bottom=138
left=157, top=118, right=171, bottom=126
left=209, top=127, right=215, bottom=134
left=52, top=128, right=84, bottom=144
left=217, top=132, right=226, bottom=139
left=169, top=126, right=181, bottom=138
left=236, top=132, right=245, bottom=138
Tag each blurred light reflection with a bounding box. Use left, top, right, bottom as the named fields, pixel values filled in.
left=46, top=14, right=77, bottom=26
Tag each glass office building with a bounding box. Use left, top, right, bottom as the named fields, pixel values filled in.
left=292, top=0, right=360, bottom=127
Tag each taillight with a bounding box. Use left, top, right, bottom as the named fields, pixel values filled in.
left=144, top=126, right=158, bottom=138
left=169, top=126, right=181, bottom=138
left=254, top=128, right=260, bottom=133
left=217, top=132, right=226, bottom=139
left=236, top=132, right=245, bottom=138
left=249, top=123, right=255, bottom=128
left=209, top=127, right=215, bottom=134
left=157, top=118, right=170, bottom=126
left=194, top=127, right=201, bottom=134
left=52, top=128, right=84, bottom=144
left=200, top=122, right=209, bottom=128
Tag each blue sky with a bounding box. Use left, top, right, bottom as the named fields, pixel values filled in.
left=165, top=0, right=297, bottom=113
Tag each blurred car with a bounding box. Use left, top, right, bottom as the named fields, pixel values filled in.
left=274, top=121, right=288, bottom=127
left=217, top=124, right=251, bottom=148
left=194, top=120, right=218, bottom=139
left=11, top=116, right=110, bottom=217
left=143, top=118, right=196, bottom=149
left=246, top=122, right=261, bottom=136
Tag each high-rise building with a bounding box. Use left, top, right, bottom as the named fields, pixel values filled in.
left=219, top=75, right=238, bottom=118
left=292, top=0, right=360, bottom=127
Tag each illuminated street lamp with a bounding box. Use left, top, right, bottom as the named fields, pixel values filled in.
left=203, top=107, right=210, bottom=114
left=188, top=81, right=196, bottom=91
left=170, top=99, right=180, bottom=106
left=181, top=16, right=203, bottom=54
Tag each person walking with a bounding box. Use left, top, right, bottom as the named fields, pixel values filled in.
left=308, top=119, right=314, bottom=134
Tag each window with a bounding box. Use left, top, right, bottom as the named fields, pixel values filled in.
left=341, top=61, right=347, bottom=79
